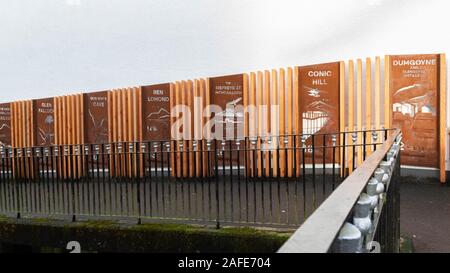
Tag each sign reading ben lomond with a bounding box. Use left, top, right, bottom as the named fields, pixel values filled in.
left=390, top=54, right=441, bottom=168
left=298, top=62, right=340, bottom=163
left=0, top=103, right=11, bottom=146
left=141, top=84, right=171, bottom=141
left=34, top=98, right=55, bottom=146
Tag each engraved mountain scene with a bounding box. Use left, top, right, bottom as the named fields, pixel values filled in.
left=302, top=86, right=336, bottom=138
left=392, top=83, right=437, bottom=165
left=214, top=97, right=244, bottom=125
left=145, top=107, right=170, bottom=135
left=38, top=114, right=54, bottom=146
left=0, top=123, right=11, bottom=146
left=88, top=109, right=109, bottom=144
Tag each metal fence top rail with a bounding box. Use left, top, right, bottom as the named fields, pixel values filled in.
left=277, top=129, right=401, bottom=253
left=0, top=129, right=393, bottom=150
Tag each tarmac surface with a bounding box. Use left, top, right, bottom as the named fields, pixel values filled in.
left=400, top=177, right=450, bottom=253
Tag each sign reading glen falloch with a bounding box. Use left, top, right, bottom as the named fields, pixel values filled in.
left=390, top=54, right=440, bottom=168
left=84, top=91, right=109, bottom=144
left=142, top=84, right=171, bottom=141
left=34, top=98, right=55, bottom=146
left=298, top=62, right=340, bottom=162
left=0, top=103, right=11, bottom=146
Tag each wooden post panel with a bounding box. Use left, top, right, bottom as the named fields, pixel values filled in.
left=141, top=84, right=171, bottom=141
left=209, top=74, right=244, bottom=140
left=389, top=54, right=441, bottom=168
left=298, top=62, right=340, bottom=163
left=0, top=103, right=12, bottom=146
left=33, top=98, right=55, bottom=146
left=209, top=74, right=245, bottom=167
left=84, top=91, right=110, bottom=144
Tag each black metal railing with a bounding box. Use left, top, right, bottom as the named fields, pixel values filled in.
left=278, top=129, right=401, bottom=252
left=0, top=129, right=392, bottom=228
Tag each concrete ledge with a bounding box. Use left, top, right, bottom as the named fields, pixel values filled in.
left=0, top=216, right=291, bottom=253
left=400, top=166, right=440, bottom=179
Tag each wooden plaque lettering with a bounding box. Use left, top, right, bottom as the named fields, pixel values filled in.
left=390, top=54, right=440, bottom=168
left=141, top=84, right=171, bottom=141
left=298, top=62, right=340, bottom=163
left=209, top=74, right=244, bottom=140
left=0, top=103, right=11, bottom=146
left=34, top=98, right=55, bottom=146
left=84, top=91, right=109, bottom=144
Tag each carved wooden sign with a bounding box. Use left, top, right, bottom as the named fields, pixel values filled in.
left=34, top=98, right=55, bottom=146
left=390, top=54, right=440, bottom=168
left=298, top=62, right=340, bottom=162
left=84, top=91, right=109, bottom=144
left=209, top=74, right=244, bottom=140
left=141, top=84, right=171, bottom=141
left=0, top=103, right=11, bottom=146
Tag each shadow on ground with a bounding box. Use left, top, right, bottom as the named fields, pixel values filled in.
left=400, top=176, right=450, bottom=253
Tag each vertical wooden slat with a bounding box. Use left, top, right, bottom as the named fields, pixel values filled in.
left=68, top=95, right=74, bottom=179
left=62, top=96, right=67, bottom=179
left=203, top=79, right=210, bottom=177
left=169, top=83, right=176, bottom=177
left=194, top=79, right=202, bottom=176
left=29, top=100, right=35, bottom=178
left=384, top=55, right=391, bottom=129
left=127, top=88, right=133, bottom=177
left=287, top=68, right=293, bottom=177
left=264, top=70, right=271, bottom=177
left=356, top=59, right=363, bottom=166
left=365, top=58, right=372, bottom=154
left=249, top=72, right=257, bottom=177
left=293, top=67, right=300, bottom=177
left=243, top=73, right=249, bottom=176
left=186, top=80, right=194, bottom=177
left=279, top=68, right=286, bottom=177
left=175, top=82, right=182, bottom=178
left=339, top=62, right=345, bottom=177
left=439, top=53, right=447, bottom=183
left=181, top=81, right=188, bottom=178
left=257, top=71, right=264, bottom=177
left=107, top=91, right=114, bottom=177
left=347, top=60, right=355, bottom=174
left=271, top=69, right=278, bottom=177
left=375, top=57, right=381, bottom=133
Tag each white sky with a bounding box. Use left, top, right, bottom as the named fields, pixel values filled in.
left=1, top=0, right=449, bottom=102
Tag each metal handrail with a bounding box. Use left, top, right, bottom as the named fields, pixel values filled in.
left=277, top=129, right=401, bottom=253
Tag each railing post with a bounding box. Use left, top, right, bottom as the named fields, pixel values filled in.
left=333, top=223, right=362, bottom=253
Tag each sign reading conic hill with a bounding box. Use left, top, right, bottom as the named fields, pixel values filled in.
left=84, top=91, right=109, bottom=144
left=390, top=54, right=441, bottom=168
left=33, top=98, right=55, bottom=146
left=298, top=62, right=340, bottom=162
left=141, top=84, right=171, bottom=141
left=0, top=103, right=11, bottom=146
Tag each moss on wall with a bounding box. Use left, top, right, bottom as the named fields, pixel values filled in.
left=0, top=216, right=291, bottom=253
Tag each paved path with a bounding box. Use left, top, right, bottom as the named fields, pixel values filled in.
left=400, top=178, right=450, bottom=253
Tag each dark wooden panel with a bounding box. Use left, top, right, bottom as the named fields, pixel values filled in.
left=84, top=91, right=109, bottom=144
left=33, top=98, right=55, bottom=146
left=209, top=74, right=244, bottom=140
left=390, top=54, right=439, bottom=168
left=298, top=62, right=340, bottom=163
left=0, top=103, right=11, bottom=146
left=141, top=83, right=171, bottom=141
left=209, top=74, right=245, bottom=167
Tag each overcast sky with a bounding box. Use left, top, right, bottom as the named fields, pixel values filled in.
left=1, top=0, right=448, bottom=102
